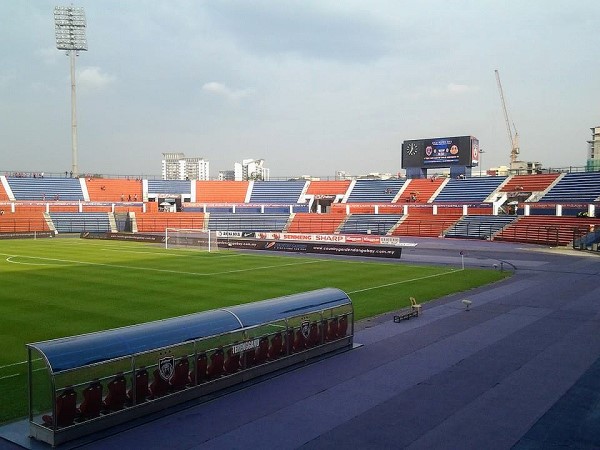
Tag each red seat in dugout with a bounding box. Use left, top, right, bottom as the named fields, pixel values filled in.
left=170, top=357, right=190, bottom=391
left=149, top=369, right=170, bottom=399
left=191, top=353, right=208, bottom=385
left=103, top=374, right=127, bottom=412
left=207, top=349, right=225, bottom=379
left=42, top=388, right=78, bottom=428
left=79, top=381, right=103, bottom=420
left=127, top=368, right=150, bottom=405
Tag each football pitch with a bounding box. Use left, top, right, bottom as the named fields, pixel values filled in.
left=0, top=237, right=509, bottom=423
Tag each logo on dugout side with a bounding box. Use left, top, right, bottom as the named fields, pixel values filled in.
left=158, top=356, right=175, bottom=381
left=300, top=320, right=310, bottom=339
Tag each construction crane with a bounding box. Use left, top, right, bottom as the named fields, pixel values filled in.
left=495, top=69, right=520, bottom=164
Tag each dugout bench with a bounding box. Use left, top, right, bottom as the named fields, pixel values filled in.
left=26, top=288, right=354, bottom=446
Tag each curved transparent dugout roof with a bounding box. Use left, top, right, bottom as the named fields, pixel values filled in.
left=28, top=288, right=351, bottom=373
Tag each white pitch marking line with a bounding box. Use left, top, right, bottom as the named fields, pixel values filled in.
left=0, top=360, right=28, bottom=370
left=0, top=252, right=327, bottom=276
left=348, top=269, right=461, bottom=294
left=0, top=373, right=19, bottom=381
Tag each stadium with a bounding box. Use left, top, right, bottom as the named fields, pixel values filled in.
left=1, top=158, right=600, bottom=449
left=2, top=3, right=600, bottom=448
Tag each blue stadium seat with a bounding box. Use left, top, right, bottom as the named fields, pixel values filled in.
left=8, top=177, right=84, bottom=201
left=147, top=180, right=192, bottom=195
left=345, top=179, right=406, bottom=203
left=445, top=215, right=517, bottom=239
left=208, top=213, right=290, bottom=232
left=49, top=212, right=112, bottom=233
left=338, top=214, right=401, bottom=235
left=539, top=172, right=600, bottom=203
left=433, top=177, right=505, bottom=203
left=248, top=181, right=306, bottom=203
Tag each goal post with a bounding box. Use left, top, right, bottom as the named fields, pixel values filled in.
left=164, top=228, right=219, bottom=252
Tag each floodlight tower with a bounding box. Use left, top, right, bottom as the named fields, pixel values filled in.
left=54, top=5, right=88, bottom=177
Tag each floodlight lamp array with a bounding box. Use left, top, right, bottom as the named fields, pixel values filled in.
left=54, top=6, right=88, bottom=51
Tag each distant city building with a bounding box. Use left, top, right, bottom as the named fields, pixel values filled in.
left=508, top=160, right=542, bottom=175
left=162, top=153, right=209, bottom=180
left=230, top=159, right=269, bottom=181
left=487, top=165, right=510, bottom=177
left=358, top=172, right=395, bottom=180
left=218, top=170, right=235, bottom=181
left=587, top=125, right=600, bottom=171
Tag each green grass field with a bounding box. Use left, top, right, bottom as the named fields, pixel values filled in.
left=0, top=237, right=509, bottom=423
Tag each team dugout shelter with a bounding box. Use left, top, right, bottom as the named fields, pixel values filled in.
left=26, top=288, right=354, bottom=447
left=402, top=135, right=480, bottom=179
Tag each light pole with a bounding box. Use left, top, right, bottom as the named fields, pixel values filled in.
left=54, top=6, right=88, bottom=178
left=479, top=149, right=485, bottom=177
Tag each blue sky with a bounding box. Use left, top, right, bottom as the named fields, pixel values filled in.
left=1, top=0, right=599, bottom=178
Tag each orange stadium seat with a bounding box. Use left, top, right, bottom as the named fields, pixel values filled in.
left=392, top=207, right=463, bottom=238
left=396, top=178, right=444, bottom=203
left=85, top=178, right=143, bottom=203
left=195, top=181, right=249, bottom=203
left=0, top=208, right=49, bottom=233
left=306, top=180, right=351, bottom=197
left=501, top=173, right=560, bottom=193
left=135, top=212, right=206, bottom=232
left=286, top=213, right=345, bottom=234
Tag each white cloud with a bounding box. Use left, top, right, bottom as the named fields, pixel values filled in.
left=202, top=81, right=255, bottom=101
left=0, top=72, right=16, bottom=88
left=407, top=83, right=480, bottom=99
left=447, top=83, right=479, bottom=94
left=37, top=47, right=61, bottom=65
left=76, top=67, right=116, bottom=91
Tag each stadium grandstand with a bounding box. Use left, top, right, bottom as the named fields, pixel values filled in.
left=1, top=170, right=600, bottom=248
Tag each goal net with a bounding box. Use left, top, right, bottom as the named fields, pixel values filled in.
left=164, top=228, right=219, bottom=252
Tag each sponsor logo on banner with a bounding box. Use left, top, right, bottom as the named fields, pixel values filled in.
left=216, top=231, right=243, bottom=238
left=363, top=236, right=381, bottom=244
left=158, top=356, right=175, bottom=381
left=315, top=234, right=345, bottom=242
left=284, top=233, right=314, bottom=241
left=345, top=236, right=360, bottom=242
left=379, top=237, right=418, bottom=247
